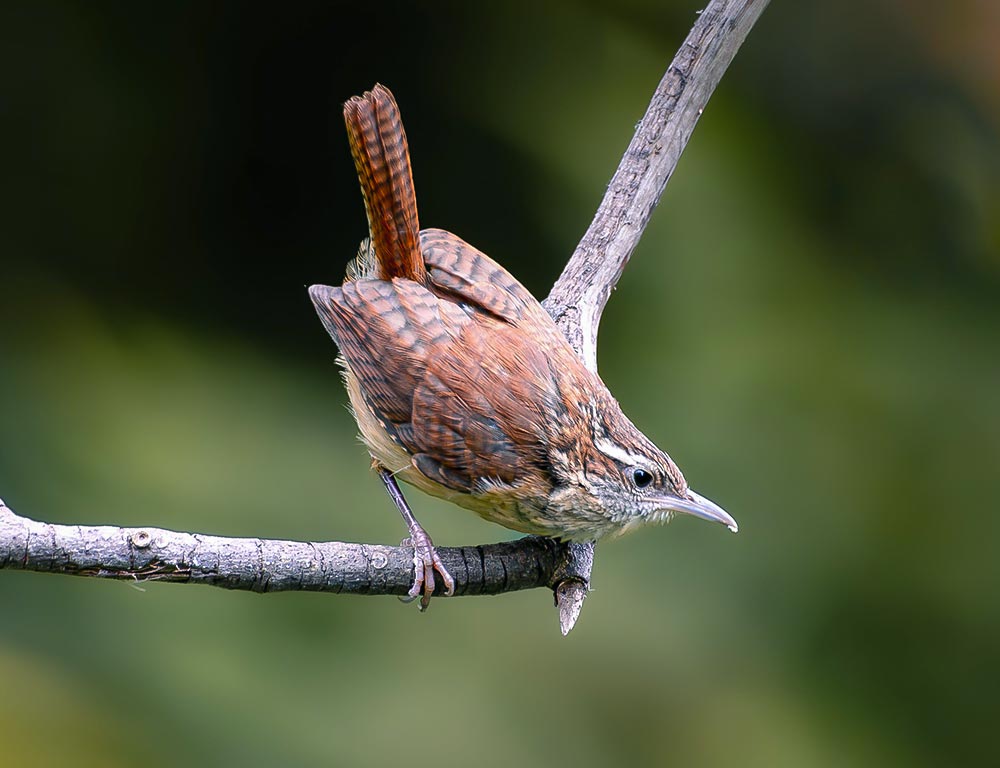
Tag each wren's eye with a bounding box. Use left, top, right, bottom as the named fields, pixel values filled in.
left=631, top=468, right=654, bottom=489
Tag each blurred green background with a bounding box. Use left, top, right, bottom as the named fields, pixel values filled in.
left=2, top=1, right=998, bottom=766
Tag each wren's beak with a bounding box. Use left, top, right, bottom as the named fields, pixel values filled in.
left=659, top=490, right=739, bottom=533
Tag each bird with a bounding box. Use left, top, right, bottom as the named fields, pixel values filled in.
left=309, top=84, right=736, bottom=609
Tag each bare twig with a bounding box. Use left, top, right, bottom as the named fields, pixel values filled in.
left=0, top=0, right=769, bottom=634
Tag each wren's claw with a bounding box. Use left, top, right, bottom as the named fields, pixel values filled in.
left=400, top=529, right=455, bottom=611
left=377, top=464, right=455, bottom=611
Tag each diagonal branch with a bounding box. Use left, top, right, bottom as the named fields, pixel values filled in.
left=0, top=0, right=770, bottom=634
left=545, top=0, right=770, bottom=365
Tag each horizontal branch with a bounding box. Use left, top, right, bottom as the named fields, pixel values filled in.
left=0, top=498, right=563, bottom=597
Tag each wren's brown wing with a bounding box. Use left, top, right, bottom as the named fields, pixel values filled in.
left=408, top=315, right=562, bottom=490
left=420, top=228, right=556, bottom=331
left=310, top=275, right=563, bottom=495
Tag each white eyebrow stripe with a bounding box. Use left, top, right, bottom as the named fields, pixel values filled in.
left=595, top=438, right=656, bottom=471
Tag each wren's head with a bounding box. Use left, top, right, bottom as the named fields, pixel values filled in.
left=545, top=396, right=738, bottom=540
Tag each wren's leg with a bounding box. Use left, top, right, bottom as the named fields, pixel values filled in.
left=377, top=465, right=455, bottom=610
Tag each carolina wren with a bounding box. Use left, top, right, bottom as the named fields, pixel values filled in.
left=310, top=85, right=736, bottom=609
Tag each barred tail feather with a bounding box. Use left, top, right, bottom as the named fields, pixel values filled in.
left=343, top=84, right=425, bottom=284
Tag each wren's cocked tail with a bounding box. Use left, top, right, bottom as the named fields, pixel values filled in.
left=309, top=84, right=737, bottom=610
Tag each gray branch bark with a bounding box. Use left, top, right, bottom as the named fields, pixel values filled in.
left=0, top=0, right=769, bottom=634
left=0, top=499, right=559, bottom=596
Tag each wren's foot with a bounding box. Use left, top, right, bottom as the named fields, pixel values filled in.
left=400, top=524, right=455, bottom=611
left=376, top=464, right=455, bottom=611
